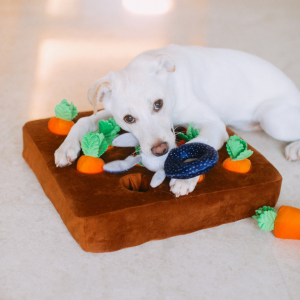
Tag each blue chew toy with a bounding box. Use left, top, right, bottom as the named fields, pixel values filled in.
left=104, top=132, right=219, bottom=188
left=164, top=143, right=219, bottom=179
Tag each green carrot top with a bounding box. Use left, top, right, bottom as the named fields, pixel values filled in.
left=98, top=118, right=121, bottom=146
left=54, top=99, right=78, bottom=121
left=134, top=145, right=144, bottom=167
left=226, top=135, right=253, bottom=161
left=177, top=122, right=199, bottom=142
left=81, top=132, right=108, bottom=158
left=135, top=145, right=141, bottom=155
left=252, top=206, right=277, bottom=231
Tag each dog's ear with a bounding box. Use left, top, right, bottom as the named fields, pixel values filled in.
left=155, top=55, right=175, bottom=74
left=87, top=77, right=112, bottom=114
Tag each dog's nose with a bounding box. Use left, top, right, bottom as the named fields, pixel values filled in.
left=151, top=142, right=169, bottom=156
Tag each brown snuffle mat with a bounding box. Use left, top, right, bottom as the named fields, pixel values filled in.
left=22, top=112, right=282, bottom=253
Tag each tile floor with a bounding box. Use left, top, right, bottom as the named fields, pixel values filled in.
left=0, top=0, right=299, bottom=299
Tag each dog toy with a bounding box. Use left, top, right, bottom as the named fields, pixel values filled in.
left=223, top=135, right=253, bottom=173
left=177, top=122, right=199, bottom=146
left=76, top=118, right=120, bottom=174
left=103, top=129, right=218, bottom=188
left=132, top=146, right=207, bottom=181
left=77, top=118, right=121, bottom=174
left=77, top=132, right=107, bottom=174
left=164, top=143, right=218, bottom=179
left=253, top=206, right=300, bottom=240
left=48, top=99, right=78, bottom=135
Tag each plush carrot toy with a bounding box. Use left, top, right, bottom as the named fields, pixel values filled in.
left=98, top=118, right=121, bottom=150
left=223, top=135, right=253, bottom=173
left=48, top=99, right=78, bottom=135
left=177, top=122, right=199, bottom=146
left=253, top=206, right=300, bottom=240
left=77, top=132, right=108, bottom=174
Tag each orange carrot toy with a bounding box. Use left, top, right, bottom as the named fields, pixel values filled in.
left=198, top=174, right=205, bottom=183
left=77, top=132, right=107, bottom=174
left=223, top=135, right=253, bottom=173
left=76, top=117, right=121, bottom=174
left=177, top=140, right=186, bottom=147
left=48, top=99, right=78, bottom=135
left=253, top=206, right=300, bottom=240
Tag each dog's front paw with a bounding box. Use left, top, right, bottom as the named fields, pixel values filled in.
left=285, top=141, right=300, bottom=161
left=169, top=176, right=200, bottom=197
left=55, top=139, right=81, bottom=167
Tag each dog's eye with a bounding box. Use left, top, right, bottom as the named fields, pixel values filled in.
left=154, top=99, right=163, bottom=111
left=124, top=115, right=136, bottom=124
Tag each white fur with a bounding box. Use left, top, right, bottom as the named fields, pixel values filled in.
left=112, top=132, right=140, bottom=147
left=105, top=133, right=169, bottom=188
left=55, top=44, right=300, bottom=196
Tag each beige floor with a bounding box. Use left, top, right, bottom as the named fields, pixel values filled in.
left=1, top=0, right=300, bottom=299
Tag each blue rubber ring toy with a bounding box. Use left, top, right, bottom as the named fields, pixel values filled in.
left=164, top=143, right=219, bottom=179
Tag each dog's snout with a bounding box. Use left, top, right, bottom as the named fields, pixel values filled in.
left=151, top=142, right=169, bottom=156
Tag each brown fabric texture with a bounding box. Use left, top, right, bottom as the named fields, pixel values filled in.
left=22, top=112, right=282, bottom=253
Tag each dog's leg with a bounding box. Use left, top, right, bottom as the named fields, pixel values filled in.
left=259, top=100, right=300, bottom=161
left=191, top=121, right=229, bottom=151
left=170, top=176, right=200, bottom=197
left=170, top=121, right=228, bottom=197
left=55, top=110, right=113, bottom=167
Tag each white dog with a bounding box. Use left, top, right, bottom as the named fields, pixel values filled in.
left=55, top=44, right=300, bottom=197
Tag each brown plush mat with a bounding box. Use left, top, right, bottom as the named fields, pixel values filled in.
left=23, top=112, right=282, bottom=253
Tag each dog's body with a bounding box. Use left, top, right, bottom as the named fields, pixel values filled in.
left=55, top=44, right=300, bottom=196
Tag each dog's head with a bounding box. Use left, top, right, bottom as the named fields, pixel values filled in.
left=88, top=54, right=176, bottom=157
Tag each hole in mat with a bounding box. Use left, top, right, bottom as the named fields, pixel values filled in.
left=120, top=173, right=151, bottom=192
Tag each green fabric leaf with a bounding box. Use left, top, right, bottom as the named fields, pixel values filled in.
left=106, top=128, right=119, bottom=137
left=99, top=118, right=121, bottom=137
left=105, top=134, right=118, bottom=146
left=256, top=210, right=277, bottom=231
left=99, top=120, right=114, bottom=136
left=178, top=122, right=199, bottom=142
left=233, top=149, right=254, bottom=161
left=186, top=122, right=194, bottom=138
left=99, top=138, right=108, bottom=157
left=177, top=132, right=189, bottom=142
left=226, top=135, right=253, bottom=160
left=81, top=132, right=107, bottom=157
left=54, top=99, right=78, bottom=121
left=69, top=102, right=78, bottom=120
left=186, top=122, right=200, bottom=140
left=226, top=135, right=244, bottom=158
left=137, top=162, right=144, bottom=167
left=252, top=206, right=277, bottom=231
left=135, top=146, right=141, bottom=155
left=107, top=118, right=120, bottom=130
left=192, top=128, right=200, bottom=138
left=252, top=206, right=276, bottom=219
